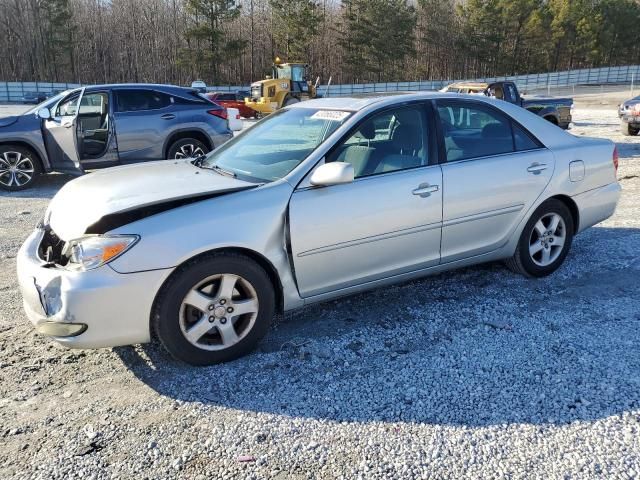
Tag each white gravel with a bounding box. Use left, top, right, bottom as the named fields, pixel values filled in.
left=0, top=99, right=639, bottom=479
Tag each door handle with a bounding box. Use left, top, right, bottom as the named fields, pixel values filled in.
left=412, top=183, right=439, bottom=197
left=527, top=163, right=548, bottom=174
left=62, top=121, right=74, bottom=128
left=160, top=113, right=176, bottom=120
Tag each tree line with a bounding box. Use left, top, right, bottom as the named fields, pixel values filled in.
left=1, top=0, right=640, bottom=87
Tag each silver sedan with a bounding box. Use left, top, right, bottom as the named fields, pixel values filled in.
left=17, top=93, right=621, bottom=365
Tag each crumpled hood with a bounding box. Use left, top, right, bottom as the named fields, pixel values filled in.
left=0, top=115, right=19, bottom=128
left=47, top=160, right=255, bottom=240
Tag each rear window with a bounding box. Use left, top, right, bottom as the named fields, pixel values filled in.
left=115, top=89, right=171, bottom=112
left=216, top=93, right=236, bottom=101
left=437, top=100, right=542, bottom=162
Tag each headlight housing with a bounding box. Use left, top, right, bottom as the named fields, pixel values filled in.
left=65, top=235, right=139, bottom=271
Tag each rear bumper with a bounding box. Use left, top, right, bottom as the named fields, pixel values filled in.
left=17, top=229, right=172, bottom=349
left=573, top=182, right=622, bottom=234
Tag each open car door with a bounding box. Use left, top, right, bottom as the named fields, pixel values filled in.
left=42, top=88, right=85, bottom=174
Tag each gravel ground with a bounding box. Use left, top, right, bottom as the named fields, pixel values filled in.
left=1, top=97, right=639, bottom=479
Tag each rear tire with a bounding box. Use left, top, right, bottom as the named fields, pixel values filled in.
left=153, top=253, right=275, bottom=366
left=506, top=199, right=574, bottom=278
left=0, top=145, right=41, bottom=191
left=167, top=138, right=209, bottom=160
left=621, top=121, right=639, bottom=136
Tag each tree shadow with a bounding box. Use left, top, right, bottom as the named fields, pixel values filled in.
left=113, top=226, right=639, bottom=427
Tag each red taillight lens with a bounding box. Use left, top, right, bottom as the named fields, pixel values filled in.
left=613, top=146, right=619, bottom=174
left=208, top=109, right=228, bottom=120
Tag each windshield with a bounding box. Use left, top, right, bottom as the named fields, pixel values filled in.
left=202, top=108, right=352, bottom=182
left=24, top=90, right=71, bottom=115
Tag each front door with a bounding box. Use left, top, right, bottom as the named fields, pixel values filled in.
left=289, top=104, right=443, bottom=298
left=42, top=88, right=85, bottom=173
left=436, top=99, right=555, bottom=262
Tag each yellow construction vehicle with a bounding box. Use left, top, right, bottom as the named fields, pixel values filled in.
left=245, top=57, right=318, bottom=118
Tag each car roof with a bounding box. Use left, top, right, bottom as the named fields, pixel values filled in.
left=287, top=92, right=495, bottom=111
left=83, top=83, right=198, bottom=94
left=446, top=82, right=490, bottom=90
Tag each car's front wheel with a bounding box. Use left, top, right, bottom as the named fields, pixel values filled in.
left=506, top=199, right=574, bottom=278
left=153, top=253, right=275, bottom=365
left=167, top=138, right=209, bottom=160
left=0, top=145, right=41, bottom=191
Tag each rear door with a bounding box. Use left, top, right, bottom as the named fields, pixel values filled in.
left=42, top=88, right=85, bottom=173
left=436, top=99, right=555, bottom=262
left=112, top=88, right=175, bottom=162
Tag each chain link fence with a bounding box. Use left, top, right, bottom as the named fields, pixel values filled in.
left=3, top=65, right=640, bottom=102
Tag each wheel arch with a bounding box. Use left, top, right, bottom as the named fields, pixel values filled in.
left=151, top=246, right=285, bottom=329
left=0, top=140, right=47, bottom=171
left=548, top=194, right=580, bottom=232
left=163, top=129, right=213, bottom=159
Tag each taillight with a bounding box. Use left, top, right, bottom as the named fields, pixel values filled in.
left=613, top=146, right=619, bottom=174
left=208, top=109, right=228, bottom=120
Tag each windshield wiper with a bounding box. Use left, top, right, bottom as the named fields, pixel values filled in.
left=209, top=164, right=237, bottom=178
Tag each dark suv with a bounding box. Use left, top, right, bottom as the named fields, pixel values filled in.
left=0, top=84, right=233, bottom=190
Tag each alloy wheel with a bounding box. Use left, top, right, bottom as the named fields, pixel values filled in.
left=173, top=144, right=205, bottom=159
left=179, top=274, right=259, bottom=351
left=0, top=151, right=35, bottom=188
left=528, top=212, right=566, bottom=267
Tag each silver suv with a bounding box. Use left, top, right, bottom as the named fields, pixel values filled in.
left=0, top=84, right=233, bottom=190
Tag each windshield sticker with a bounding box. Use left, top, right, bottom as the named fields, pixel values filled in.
left=310, top=110, right=350, bottom=122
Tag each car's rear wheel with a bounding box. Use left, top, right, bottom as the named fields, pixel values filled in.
left=167, top=138, right=209, bottom=160
left=506, top=199, right=574, bottom=278
left=153, top=253, right=275, bottom=365
left=0, top=145, right=41, bottom=191
left=621, top=121, right=639, bottom=136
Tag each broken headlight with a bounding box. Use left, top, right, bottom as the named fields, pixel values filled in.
left=65, top=235, right=139, bottom=271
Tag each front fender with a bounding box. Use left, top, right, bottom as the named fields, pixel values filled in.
left=108, top=180, right=304, bottom=310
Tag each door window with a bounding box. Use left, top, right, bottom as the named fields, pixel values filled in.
left=55, top=93, right=80, bottom=117
left=437, top=102, right=515, bottom=162
left=115, top=89, right=171, bottom=112
left=327, top=105, right=428, bottom=178
left=504, top=84, right=518, bottom=103
left=513, top=123, right=541, bottom=151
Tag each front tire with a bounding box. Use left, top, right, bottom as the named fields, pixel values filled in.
left=153, top=253, right=275, bottom=366
left=506, top=199, right=574, bottom=278
left=167, top=138, right=209, bottom=160
left=0, top=145, right=41, bottom=191
left=621, top=121, right=639, bottom=136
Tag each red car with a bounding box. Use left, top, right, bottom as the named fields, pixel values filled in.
left=206, top=91, right=255, bottom=119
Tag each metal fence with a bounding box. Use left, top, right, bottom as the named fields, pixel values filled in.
left=3, top=65, right=640, bottom=102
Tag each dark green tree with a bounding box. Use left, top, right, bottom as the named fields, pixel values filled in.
left=181, top=0, right=247, bottom=84
left=340, top=0, right=416, bottom=82
left=270, top=0, right=321, bottom=61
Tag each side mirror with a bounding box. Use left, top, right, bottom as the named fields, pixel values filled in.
left=37, top=108, right=51, bottom=120
left=310, top=162, right=354, bottom=187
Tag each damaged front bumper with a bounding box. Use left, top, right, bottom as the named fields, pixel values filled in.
left=16, top=229, right=173, bottom=349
